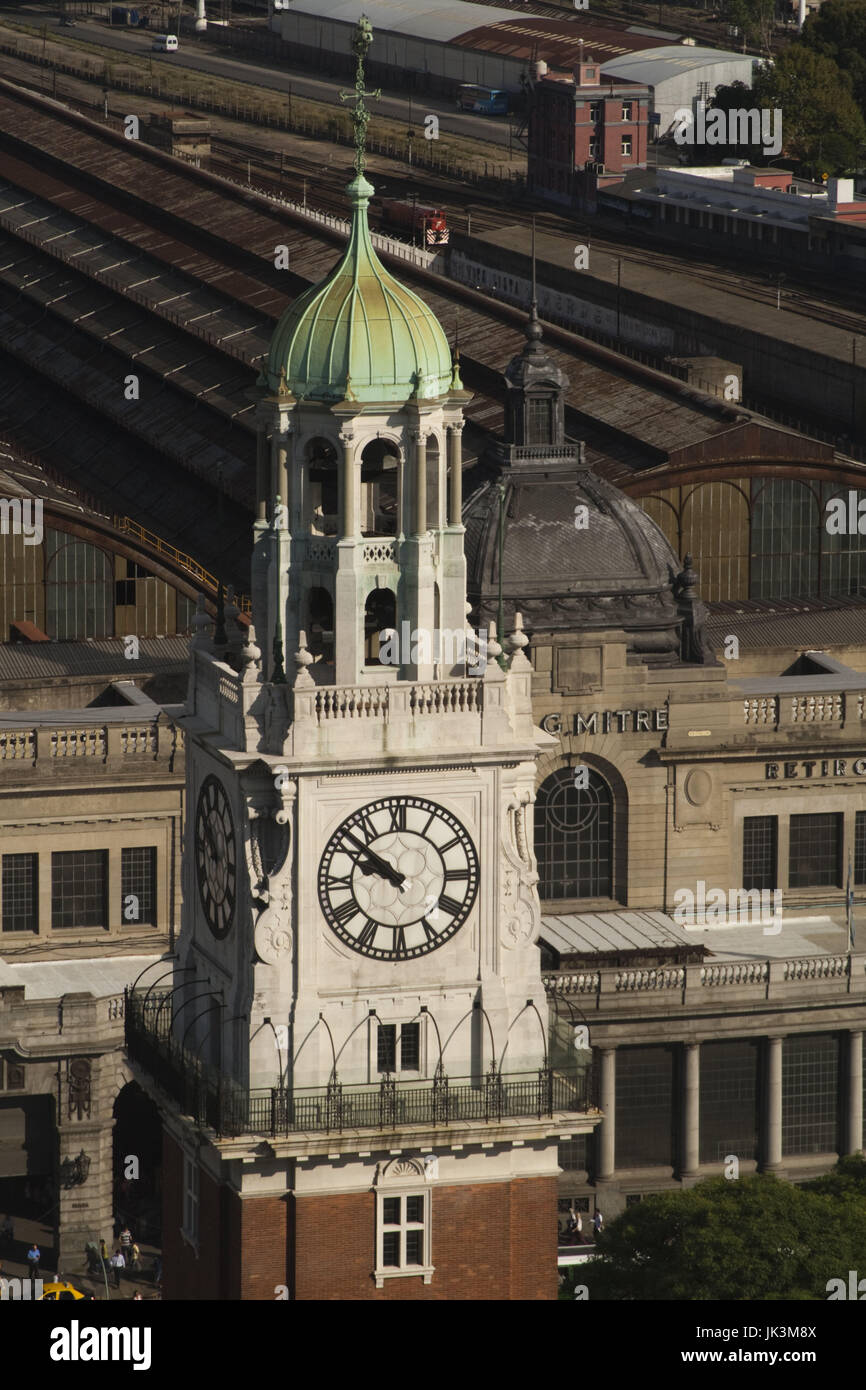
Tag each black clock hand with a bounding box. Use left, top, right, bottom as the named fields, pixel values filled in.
left=203, top=818, right=219, bottom=860
left=343, top=830, right=406, bottom=888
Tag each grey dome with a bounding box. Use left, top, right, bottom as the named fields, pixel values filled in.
left=462, top=300, right=712, bottom=664
left=464, top=465, right=682, bottom=656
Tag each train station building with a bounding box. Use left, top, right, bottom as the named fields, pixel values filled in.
left=0, top=29, right=864, bottom=1295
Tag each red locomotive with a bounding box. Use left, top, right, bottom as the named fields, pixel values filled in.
left=379, top=198, right=449, bottom=246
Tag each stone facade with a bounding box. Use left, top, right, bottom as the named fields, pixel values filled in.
left=0, top=685, right=183, bottom=1268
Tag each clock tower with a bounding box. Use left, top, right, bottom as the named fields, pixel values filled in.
left=128, top=18, right=598, bottom=1300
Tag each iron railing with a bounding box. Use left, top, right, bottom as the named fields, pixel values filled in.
left=126, top=989, right=594, bottom=1139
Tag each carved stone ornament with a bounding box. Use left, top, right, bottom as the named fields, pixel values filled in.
left=375, top=1156, right=428, bottom=1185
left=254, top=904, right=293, bottom=965
left=67, top=1058, right=92, bottom=1121
left=500, top=790, right=541, bottom=948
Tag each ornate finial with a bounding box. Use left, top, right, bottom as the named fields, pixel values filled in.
left=214, top=580, right=228, bottom=648
left=507, top=611, right=529, bottom=653
left=487, top=620, right=503, bottom=661
left=525, top=214, right=543, bottom=348
left=272, top=619, right=287, bottom=685
left=191, top=592, right=211, bottom=649
left=450, top=347, right=463, bottom=392
left=678, top=553, right=698, bottom=599
left=293, top=630, right=315, bottom=689
left=278, top=364, right=289, bottom=397
left=339, top=15, right=380, bottom=177
left=240, top=622, right=262, bottom=671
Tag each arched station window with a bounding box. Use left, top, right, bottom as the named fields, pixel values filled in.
left=534, top=767, right=613, bottom=901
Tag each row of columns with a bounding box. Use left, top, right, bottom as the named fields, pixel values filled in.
left=595, top=1030, right=864, bottom=1182
left=256, top=424, right=464, bottom=538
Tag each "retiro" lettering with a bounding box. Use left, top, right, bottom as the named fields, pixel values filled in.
left=766, top=758, right=866, bottom=779
left=541, top=709, right=668, bottom=735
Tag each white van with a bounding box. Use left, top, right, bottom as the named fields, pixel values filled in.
left=152, top=34, right=178, bottom=52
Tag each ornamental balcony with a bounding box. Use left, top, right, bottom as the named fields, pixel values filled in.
left=125, top=989, right=596, bottom=1143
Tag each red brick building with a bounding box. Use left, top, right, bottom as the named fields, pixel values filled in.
left=529, top=60, right=650, bottom=206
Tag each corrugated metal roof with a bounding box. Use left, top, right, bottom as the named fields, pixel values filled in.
left=456, top=17, right=667, bottom=62
left=285, top=0, right=526, bottom=41
left=540, top=909, right=850, bottom=960
left=541, top=909, right=689, bottom=954
left=601, top=45, right=755, bottom=86
left=705, top=599, right=866, bottom=650
left=0, top=637, right=189, bottom=682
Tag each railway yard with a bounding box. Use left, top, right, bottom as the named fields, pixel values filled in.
left=0, top=72, right=865, bottom=597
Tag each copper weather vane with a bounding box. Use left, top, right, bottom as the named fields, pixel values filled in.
left=339, top=15, right=381, bottom=176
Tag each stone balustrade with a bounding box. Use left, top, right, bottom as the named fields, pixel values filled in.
left=0, top=719, right=181, bottom=771
left=312, top=679, right=483, bottom=723
left=543, top=951, right=866, bottom=1010
left=743, top=691, right=866, bottom=728
left=743, top=697, right=779, bottom=726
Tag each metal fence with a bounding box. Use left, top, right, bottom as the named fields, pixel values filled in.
left=126, top=989, right=594, bottom=1138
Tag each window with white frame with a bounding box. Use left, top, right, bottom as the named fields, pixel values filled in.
left=377, top=1021, right=421, bottom=1075
left=622, top=101, right=633, bottom=120
left=588, top=138, right=599, bottom=159
left=182, top=1151, right=199, bottom=1246
left=621, top=136, right=633, bottom=157
left=374, top=1158, right=434, bottom=1287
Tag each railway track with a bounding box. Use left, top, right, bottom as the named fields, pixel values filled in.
left=208, top=134, right=866, bottom=342
left=0, top=76, right=858, bottom=494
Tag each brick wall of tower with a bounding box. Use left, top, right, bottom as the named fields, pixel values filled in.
left=162, top=1133, right=292, bottom=1300
left=162, top=1138, right=556, bottom=1299
left=162, top=1133, right=224, bottom=1300
left=293, top=1175, right=557, bottom=1301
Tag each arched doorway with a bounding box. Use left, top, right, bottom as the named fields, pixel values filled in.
left=113, top=1082, right=163, bottom=1252
left=535, top=767, right=614, bottom=900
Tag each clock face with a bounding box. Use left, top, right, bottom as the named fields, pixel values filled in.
left=318, top=795, right=479, bottom=961
left=195, top=775, right=236, bottom=939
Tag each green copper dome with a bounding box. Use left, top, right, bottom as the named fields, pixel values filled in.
left=264, top=174, right=453, bottom=404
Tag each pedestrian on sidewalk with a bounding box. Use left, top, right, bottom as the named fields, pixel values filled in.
left=109, top=1248, right=125, bottom=1289
left=26, top=1243, right=40, bottom=1280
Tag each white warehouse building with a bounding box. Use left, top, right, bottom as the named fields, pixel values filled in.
left=601, top=46, right=759, bottom=136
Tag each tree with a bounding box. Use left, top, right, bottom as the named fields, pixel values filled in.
left=803, top=1152, right=866, bottom=1198
left=582, top=1174, right=866, bottom=1300
left=723, top=0, right=778, bottom=57
left=754, top=45, right=866, bottom=173
left=801, top=0, right=866, bottom=120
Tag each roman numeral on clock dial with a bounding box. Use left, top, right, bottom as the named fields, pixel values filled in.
left=437, top=894, right=464, bottom=918
left=356, top=919, right=378, bottom=950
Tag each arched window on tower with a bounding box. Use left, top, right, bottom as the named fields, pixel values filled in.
left=307, top=585, right=334, bottom=659
left=526, top=395, right=554, bottom=446
left=535, top=767, right=613, bottom=901
left=426, top=434, right=441, bottom=529
left=306, top=438, right=339, bottom=536
left=364, top=587, right=397, bottom=666
left=361, top=440, right=399, bottom=536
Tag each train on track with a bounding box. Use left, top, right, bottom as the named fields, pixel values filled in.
left=379, top=198, right=449, bottom=247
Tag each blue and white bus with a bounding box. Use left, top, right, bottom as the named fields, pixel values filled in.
left=457, top=84, right=509, bottom=116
